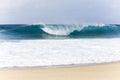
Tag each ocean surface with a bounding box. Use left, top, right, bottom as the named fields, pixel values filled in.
left=0, top=24, right=120, bottom=68
left=0, top=24, right=120, bottom=39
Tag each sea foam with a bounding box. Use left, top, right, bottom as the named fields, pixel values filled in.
left=0, top=38, right=120, bottom=68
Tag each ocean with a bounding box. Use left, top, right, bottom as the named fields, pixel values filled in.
left=0, top=24, right=120, bottom=68
left=0, top=24, right=120, bottom=40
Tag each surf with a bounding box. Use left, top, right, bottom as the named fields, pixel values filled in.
left=0, top=24, right=120, bottom=39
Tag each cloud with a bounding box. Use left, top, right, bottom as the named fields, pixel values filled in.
left=0, top=0, right=120, bottom=24
left=0, top=0, right=28, bottom=11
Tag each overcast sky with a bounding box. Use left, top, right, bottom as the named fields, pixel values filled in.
left=0, top=0, right=120, bottom=24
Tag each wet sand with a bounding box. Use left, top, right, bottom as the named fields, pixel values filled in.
left=0, top=63, right=120, bottom=80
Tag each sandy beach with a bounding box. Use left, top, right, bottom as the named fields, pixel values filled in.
left=0, top=63, right=120, bottom=80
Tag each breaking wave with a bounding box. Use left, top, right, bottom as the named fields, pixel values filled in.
left=0, top=24, right=120, bottom=39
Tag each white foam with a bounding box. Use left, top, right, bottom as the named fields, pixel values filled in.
left=42, top=24, right=83, bottom=35
left=0, top=38, right=120, bottom=68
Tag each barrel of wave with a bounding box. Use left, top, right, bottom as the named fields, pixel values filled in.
left=41, top=24, right=84, bottom=36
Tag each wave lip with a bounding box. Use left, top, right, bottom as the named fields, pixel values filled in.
left=41, top=24, right=84, bottom=36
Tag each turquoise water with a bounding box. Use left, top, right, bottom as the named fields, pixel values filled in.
left=0, top=24, right=120, bottom=40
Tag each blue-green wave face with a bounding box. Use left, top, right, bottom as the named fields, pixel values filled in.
left=0, top=24, right=120, bottom=40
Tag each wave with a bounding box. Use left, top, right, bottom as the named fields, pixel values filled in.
left=0, top=24, right=120, bottom=39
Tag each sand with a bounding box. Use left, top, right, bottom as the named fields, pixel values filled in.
left=0, top=63, right=120, bottom=80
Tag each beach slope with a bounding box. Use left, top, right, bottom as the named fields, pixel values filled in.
left=0, top=63, right=120, bottom=80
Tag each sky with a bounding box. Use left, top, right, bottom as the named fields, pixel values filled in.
left=0, top=0, right=120, bottom=24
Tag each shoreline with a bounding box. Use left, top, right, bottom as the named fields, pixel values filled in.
left=0, top=62, right=120, bottom=80
left=0, top=61, right=120, bottom=70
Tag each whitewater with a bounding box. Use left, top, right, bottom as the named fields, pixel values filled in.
left=0, top=24, right=120, bottom=68
left=0, top=38, right=120, bottom=68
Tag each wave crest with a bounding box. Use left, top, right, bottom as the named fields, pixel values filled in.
left=41, top=24, right=84, bottom=35
left=0, top=24, right=120, bottom=39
